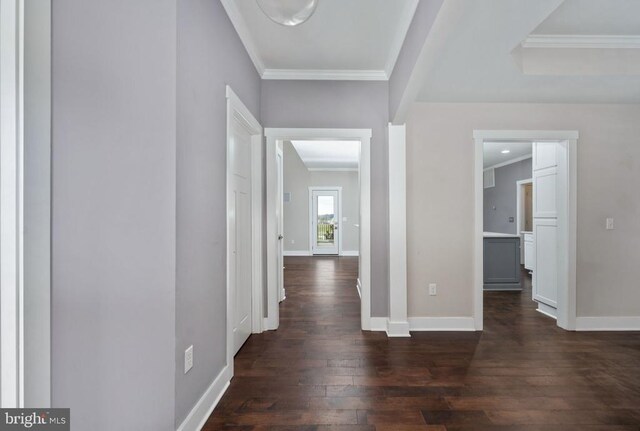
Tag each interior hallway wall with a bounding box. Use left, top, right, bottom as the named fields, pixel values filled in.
left=283, top=141, right=360, bottom=253
left=52, top=1, right=177, bottom=429
left=261, top=80, right=389, bottom=317
left=406, top=102, right=640, bottom=319
left=175, top=0, right=261, bottom=426
left=483, top=158, right=532, bottom=234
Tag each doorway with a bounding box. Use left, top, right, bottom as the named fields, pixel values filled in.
left=310, top=188, right=342, bottom=256
left=264, top=128, right=372, bottom=331
left=474, top=130, right=578, bottom=331
left=225, top=87, right=263, bottom=363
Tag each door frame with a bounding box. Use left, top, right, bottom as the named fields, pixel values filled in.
left=473, top=130, right=578, bottom=331
left=225, top=86, right=263, bottom=375
left=516, top=178, right=533, bottom=262
left=265, top=128, right=372, bottom=331
left=309, top=186, right=343, bottom=256
left=1, top=0, right=25, bottom=406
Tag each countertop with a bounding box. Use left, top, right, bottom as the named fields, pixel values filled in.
left=483, top=232, right=520, bottom=238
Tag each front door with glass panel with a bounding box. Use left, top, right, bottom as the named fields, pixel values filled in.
left=311, top=189, right=340, bottom=255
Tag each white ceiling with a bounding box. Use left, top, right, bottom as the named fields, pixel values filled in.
left=290, top=140, right=360, bottom=170
left=417, top=0, right=640, bottom=103
left=533, top=0, right=640, bottom=35
left=483, top=142, right=532, bottom=169
left=222, top=0, right=418, bottom=80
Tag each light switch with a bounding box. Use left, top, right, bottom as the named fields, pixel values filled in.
left=606, top=218, right=614, bottom=230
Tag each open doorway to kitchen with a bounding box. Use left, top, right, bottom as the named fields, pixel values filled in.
left=474, top=130, right=578, bottom=331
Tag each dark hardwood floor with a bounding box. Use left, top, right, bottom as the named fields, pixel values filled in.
left=205, top=256, right=640, bottom=430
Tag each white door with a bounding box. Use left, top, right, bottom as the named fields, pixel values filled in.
left=311, top=189, right=340, bottom=255
left=276, top=147, right=285, bottom=302
left=229, top=117, right=252, bottom=355
left=532, top=142, right=559, bottom=309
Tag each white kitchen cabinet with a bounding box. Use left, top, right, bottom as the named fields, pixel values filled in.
left=523, top=232, right=534, bottom=271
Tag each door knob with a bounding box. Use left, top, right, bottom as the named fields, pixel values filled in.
left=278, top=234, right=283, bottom=240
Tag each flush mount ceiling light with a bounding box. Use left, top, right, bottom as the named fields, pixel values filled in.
left=256, top=0, right=318, bottom=27
left=501, top=149, right=511, bottom=154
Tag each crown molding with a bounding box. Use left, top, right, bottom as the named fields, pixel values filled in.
left=262, top=69, right=388, bottom=81
left=220, top=0, right=265, bottom=75
left=385, top=0, right=419, bottom=77
left=522, top=34, right=640, bottom=50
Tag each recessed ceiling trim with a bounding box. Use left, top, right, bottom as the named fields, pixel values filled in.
left=384, top=0, right=419, bottom=77
left=522, top=34, right=640, bottom=49
left=262, top=69, right=389, bottom=81
left=221, top=0, right=266, bottom=75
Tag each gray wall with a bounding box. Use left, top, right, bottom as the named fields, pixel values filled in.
left=24, top=0, right=51, bottom=407
left=175, top=0, right=261, bottom=426
left=483, top=158, right=532, bottom=234
left=261, top=80, right=389, bottom=317
left=283, top=142, right=360, bottom=253
left=389, top=0, right=444, bottom=121
left=406, top=102, right=640, bottom=319
left=52, top=1, right=177, bottom=429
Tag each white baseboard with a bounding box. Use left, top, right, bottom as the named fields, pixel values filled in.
left=283, top=250, right=311, bottom=256
left=387, top=320, right=411, bottom=337
left=408, top=317, right=476, bottom=331
left=340, top=250, right=359, bottom=256
left=263, top=317, right=278, bottom=331
left=536, top=302, right=557, bottom=320
left=576, top=316, right=640, bottom=331
left=177, top=365, right=231, bottom=431
left=356, top=278, right=362, bottom=299
left=369, top=317, right=388, bottom=331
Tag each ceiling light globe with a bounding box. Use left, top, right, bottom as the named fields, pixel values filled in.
left=256, top=0, right=318, bottom=27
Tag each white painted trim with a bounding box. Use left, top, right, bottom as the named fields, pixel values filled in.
left=483, top=154, right=532, bottom=171
left=176, top=365, right=231, bottom=431
left=226, top=86, right=263, bottom=376
left=474, top=130, right=579, bottom=141
left=576, top=317, right=640, bottom=331
left=219, top=0, right=265, bottom=75
left=283, top=250, right=312, bottom=257
left=388, top=124, right=409, bottom=337
left=522, top=34, right=640, bottom=50
left=408, top=317, right=476, bottom=331
left=537, top=302, right=558, bottom=320
left=307, top=168, right=358, bottom=172
left=265, top=128, right=372, bottom=331
left=1, top=0, right=25, bottom=407
left=309, top=186, right=342, bottom=256
left=384, top=0, right=419, bottom=77
left=386, top=320, right=410, bottom=337
left=262, top=69, right=388, bottom=81
left=516, top=178, right=533, bottom=263
left=341, top=251, right=359, bottom=257
left=369, top=317, right=388, bottom=332
left=474, top=130, right=578, bottom=332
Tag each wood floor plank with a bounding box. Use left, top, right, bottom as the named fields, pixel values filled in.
left=205, top=257, right=640, bottom=430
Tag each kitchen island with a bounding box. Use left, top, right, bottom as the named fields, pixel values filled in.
left=483, top=232, right=522, bottom=291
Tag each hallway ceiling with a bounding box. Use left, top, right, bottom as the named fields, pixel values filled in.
left=290, top=140, right=360, bottom=170
left=221, top=0, right=418, bottom=80
left=416, top=0, right=640, bottom=103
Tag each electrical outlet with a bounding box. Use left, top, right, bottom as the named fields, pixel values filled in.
left=184, top=345, right=193, bottom=374
left=291, top=239, right=295, bottom=244
left=606, top=218, right=614, bottom=230
left=428, top=283, right=437, bottom=296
